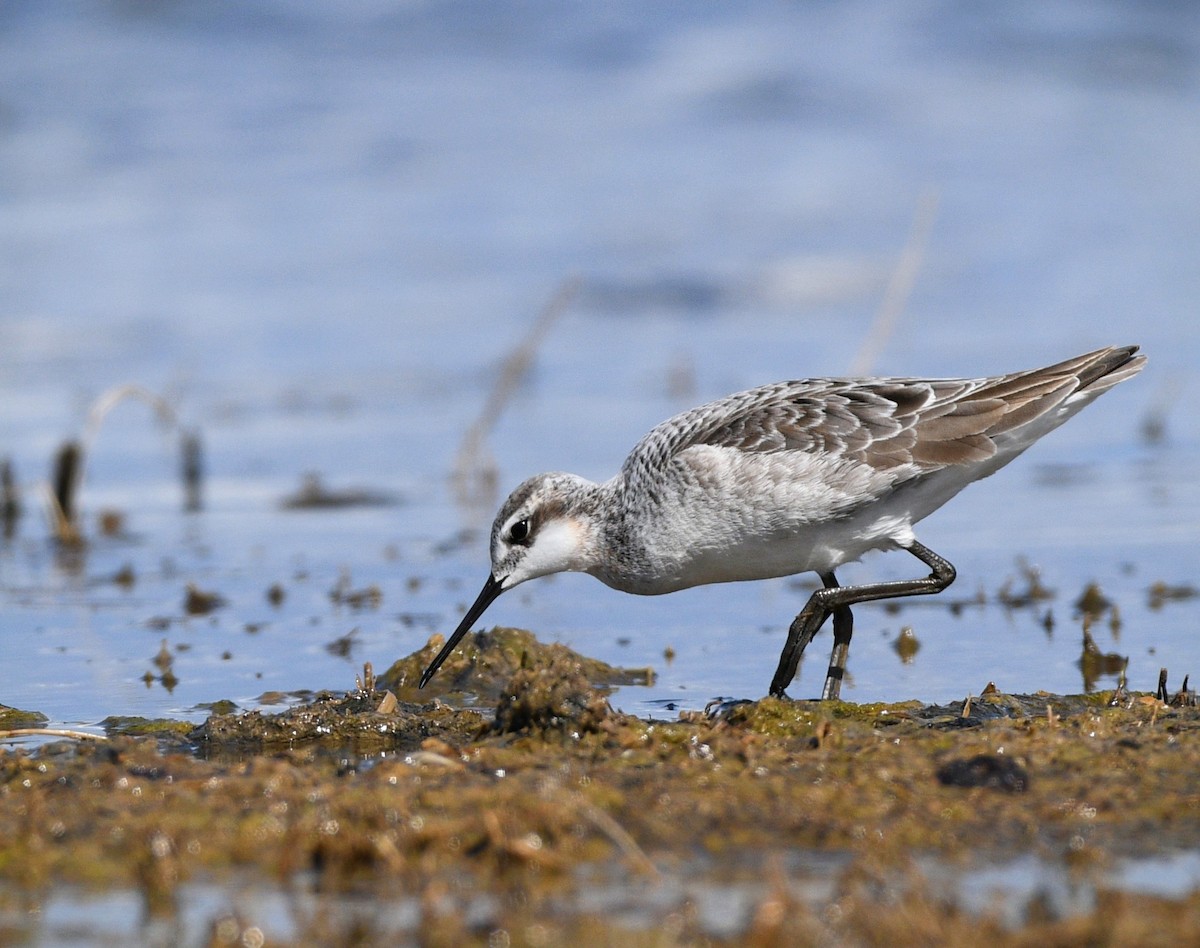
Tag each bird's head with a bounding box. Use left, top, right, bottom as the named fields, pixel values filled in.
left=419, top=472, right=601, bottom=688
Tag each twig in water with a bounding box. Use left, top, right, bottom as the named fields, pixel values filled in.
left=2, top=457, right=21, bottom=538
left=849, top=187, right=939, bottom=376
left=0, top=728, right=109, bottom=742
left=452, top=276, right=581, bottom=510
left=82, top=383, right=177, bottom=448
left=47, top=441, right=83, bottom=545
left=1173, top=674, right=1196, bottom=708
left=41, top=385, right=204, bottom=541
left=181, top=428, right=204, bottom=512
left=1139, top=376, right=1179, bottom=446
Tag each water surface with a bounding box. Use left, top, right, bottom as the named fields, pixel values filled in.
left=1, top=1, right=1198, bottom=732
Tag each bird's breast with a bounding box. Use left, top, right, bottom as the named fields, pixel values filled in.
left=596, top=445, right=912, bottom=592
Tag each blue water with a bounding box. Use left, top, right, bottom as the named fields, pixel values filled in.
left=1, top=1, right=1198, bottom=732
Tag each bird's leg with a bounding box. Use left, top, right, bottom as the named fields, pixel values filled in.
left=770, top=596, right=830, bottom=699
left=768, top=540, right=956, bottom=699
left=821, top=573, right=854, bottom=701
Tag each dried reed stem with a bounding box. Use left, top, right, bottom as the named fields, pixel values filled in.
left=452, top=276, right=581, bottom=508
left=0, top=728, right=109, bottom=742
left=849, top=187, right=939, bottom=376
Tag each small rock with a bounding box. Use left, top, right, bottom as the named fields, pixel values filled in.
left=936, top=753, right=1029, bottom=792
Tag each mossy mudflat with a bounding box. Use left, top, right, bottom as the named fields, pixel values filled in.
left=2, top=629, right=1199, bottom=944
left=377, top=625, right=655, bottom=700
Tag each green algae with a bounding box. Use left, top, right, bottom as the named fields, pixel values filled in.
left=192, top=689, right=487, bottom=754
left=0, top=704, right=47, bottom=730
left=377, top=625, right=654, bottom=701
left=100, top=716, right=197, bottom=738
left=491, top=653, right=614, bottom=737
left=194, top=699, right=239, bottom=715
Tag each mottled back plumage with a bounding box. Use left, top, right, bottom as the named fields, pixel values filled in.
left=622, top=346, right=1143, bottom=499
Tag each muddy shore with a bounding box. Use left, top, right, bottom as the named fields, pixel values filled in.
left=3, top=627, right=1199, bottom=945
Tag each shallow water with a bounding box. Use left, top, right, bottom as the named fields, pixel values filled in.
left=2, top=1, right=1199, bottom=736
left=8, top=852, right=1199, bottom=944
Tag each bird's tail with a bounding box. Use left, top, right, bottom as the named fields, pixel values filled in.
left=1058, top=345, right=1146, bottom=400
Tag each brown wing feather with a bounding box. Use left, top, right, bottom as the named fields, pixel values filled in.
left=621, top=347, right=1143, bottom=494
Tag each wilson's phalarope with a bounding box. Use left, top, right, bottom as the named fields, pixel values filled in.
left=422, top=345, right=1145, bottom=700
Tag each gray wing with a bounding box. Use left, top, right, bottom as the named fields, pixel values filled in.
left=621, top=346, right=1142, bottom=493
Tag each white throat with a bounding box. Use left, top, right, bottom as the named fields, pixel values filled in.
left=503, top=517, right=591, bottom=587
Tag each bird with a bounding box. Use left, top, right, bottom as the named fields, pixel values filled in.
left=421, top=345, right=1145, bottom=700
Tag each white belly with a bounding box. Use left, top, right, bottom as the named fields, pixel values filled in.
left=598, top=445, right=926, bottom=593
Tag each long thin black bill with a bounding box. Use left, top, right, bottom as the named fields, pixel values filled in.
left=418, top=574, right=505, bottom=688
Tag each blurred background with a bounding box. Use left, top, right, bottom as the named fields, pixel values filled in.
left=1, top=1, right=1197, bottom=730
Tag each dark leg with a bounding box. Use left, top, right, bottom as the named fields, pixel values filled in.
left=821, top=573, right=854, bottom=701
left=768, top=541, right=956, bottom=699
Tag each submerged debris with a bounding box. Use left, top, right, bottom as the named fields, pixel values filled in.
left=141, top=643, right=178, bottom=696
left=49, top=440, right=83, bottom=545
left=184, top=583, right=226, bottom=616
left=1140, top=394, right=1171, bottom=445
left=153, top=639, right=173, bottom=673
left=892, top=626, right=920, bottom=663
left=1079, top=626, right=1128, bottom=694
left=181, top=428, right=204, bottom=512
left=111, top=563, right=136, bottom=589
left=1148, top=581, right=1199, bottom=611
left=280, top=473, right=399, bottom=510
left=1, top=458, right=19, bottom=538
left=96, top=509, right=125, bottom=537
left=266, top=582, right=286, bottom=607
left=329, top=574, right=382, bottom=610
left=1074, top=582, right=1112, bottom=620
left=996, top=559, right=1055, bottom=610
left=1157, top=669, right=1197, bottom=707
left=325, top=628, right=360, bottom=659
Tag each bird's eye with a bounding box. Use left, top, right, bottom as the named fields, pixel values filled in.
left=508, top=519, right=530, bottom=544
